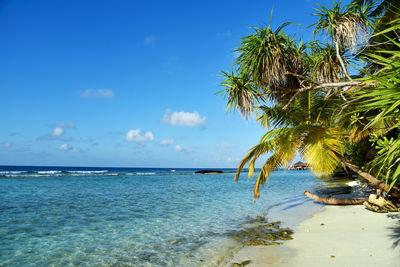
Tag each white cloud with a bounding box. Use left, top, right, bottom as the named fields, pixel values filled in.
left=58, top=144, right=68, bottom=150
left=1, top=142, right=12, bottom=148
left=174, top=144, right=190, bottom=153
left=56, top=122, right=75, bottom=128
left=159, top=138, right=175, bottom=146
left=57, top=143, right=80, bottom=152
left=53, top=127, right=64, bottom=136
left=80, top=89, right=114, bottom=98
left=161, top=109, right=206, bottom=127
left=125, top=129, right=154, bottom=142
left=37, top=123, right=77, bottom=141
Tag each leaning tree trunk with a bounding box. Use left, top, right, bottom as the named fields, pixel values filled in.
left=331, top=150, right=400, bottom=199
left=303, top=151, right=400, bottom=205
left=304, top=191, right=367, bottom=205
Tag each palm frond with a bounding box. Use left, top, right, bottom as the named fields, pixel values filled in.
left=301, top=127, right=344, bottom=176
left=218, top=71, right=265, bottom=118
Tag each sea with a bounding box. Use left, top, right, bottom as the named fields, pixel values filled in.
left=0, top=166, right=328, bottom=266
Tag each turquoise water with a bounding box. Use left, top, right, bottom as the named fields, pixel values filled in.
left=0, top=168, right=322, bottom=266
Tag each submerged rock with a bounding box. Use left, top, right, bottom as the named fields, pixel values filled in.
left=195, top=170, right=223, bottom=174
left=169, top=238, right=184, bottom=245
left=230, top=218, right=294, bottom=247
left=243, top=215, right=266, bottom=225
left=231, top=260, right=252, bottom=267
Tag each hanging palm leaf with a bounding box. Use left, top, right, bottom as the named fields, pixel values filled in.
left=308, top=42, right=344, bottom=83
left=218, top=71, right=265, bottom=118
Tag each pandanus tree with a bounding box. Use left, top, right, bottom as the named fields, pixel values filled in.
left=234, top=23, right=303, bottom=104
left=313, top=0, right=370, bottom=80
left=219, top=0, right=400, bottom=204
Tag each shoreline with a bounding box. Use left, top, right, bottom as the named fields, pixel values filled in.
left=225, top=200, right=400, bottom=267
left=222, top=194, right=324, bottom=267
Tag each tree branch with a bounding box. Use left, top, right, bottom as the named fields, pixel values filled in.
left=282, top=81, right=362, bottom=110
left=304, top=191, right=367, bottom=205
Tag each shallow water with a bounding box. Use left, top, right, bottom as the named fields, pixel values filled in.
left=0, top=167, right=322, bottom=266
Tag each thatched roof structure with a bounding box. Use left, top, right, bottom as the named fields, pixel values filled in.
left=293, top=161, right=307, bottom=167
left=289, top=161, right=310, bottom=170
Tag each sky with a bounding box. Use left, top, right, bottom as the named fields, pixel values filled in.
left=0, top=0, right=343, bottom=168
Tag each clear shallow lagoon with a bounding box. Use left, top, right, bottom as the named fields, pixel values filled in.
left=0, top=167, right=323, bottom=266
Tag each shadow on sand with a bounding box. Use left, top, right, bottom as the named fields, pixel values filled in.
left=387, top=213, right=400, bottom=248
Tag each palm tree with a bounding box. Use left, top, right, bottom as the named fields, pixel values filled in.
left=234, top=91, right=344, bottom=200
left=219, top=2, right=400, bottom=203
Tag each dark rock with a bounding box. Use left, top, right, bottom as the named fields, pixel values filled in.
left=230, top=219, right=293, bottom=247
left=194, top=170, right=223, bottom=174
left=231, top=262, right=252, bottom=267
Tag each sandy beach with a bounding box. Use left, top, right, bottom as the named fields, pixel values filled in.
left=227, top=204, right=400, bottom=266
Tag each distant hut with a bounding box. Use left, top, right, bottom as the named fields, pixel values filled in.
left=289, top=161, right=309, bottom=170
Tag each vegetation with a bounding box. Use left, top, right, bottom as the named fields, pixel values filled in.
left=219, top=0, right=400, bottom=203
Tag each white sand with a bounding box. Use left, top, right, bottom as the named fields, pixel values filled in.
left=226, top=205, right=400, bottom=266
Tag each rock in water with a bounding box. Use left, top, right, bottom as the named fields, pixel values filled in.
left=195, top=170, right=223, bottom=174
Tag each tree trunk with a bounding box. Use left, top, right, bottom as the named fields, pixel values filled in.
left=331, top=150, right=400, bottom=199
left=304, top=191, right=367, bottom=205
left=334, top=40, right=352, bottom=81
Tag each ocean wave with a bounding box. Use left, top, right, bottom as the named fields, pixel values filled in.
left=0, top=169, right=112, bottom=178
left=0, top=171, right=28, bottom=174
left=0, top=169, right=172, bottom=178
left=67, top=170, right=108, bottom=174
left=135, top=172, right=156, bottom=175
left=122, top=172, right=157, bottom=176
left=1, top=174, right=64, bottom=178
left=37, top=171, right=62, bottom=174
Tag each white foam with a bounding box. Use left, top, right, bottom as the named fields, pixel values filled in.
left=67, top=170, right=108, bottom=174
left=135, top=172, right=156, bottom=175
left=37, top=171, right=62, bottom=174
left=0, top=171, right=26, bottom=174
left=3, top=174, right=62, bottom=178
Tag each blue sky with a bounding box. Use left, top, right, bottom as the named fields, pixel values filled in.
left=0, top=0, right=340, bottom=168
